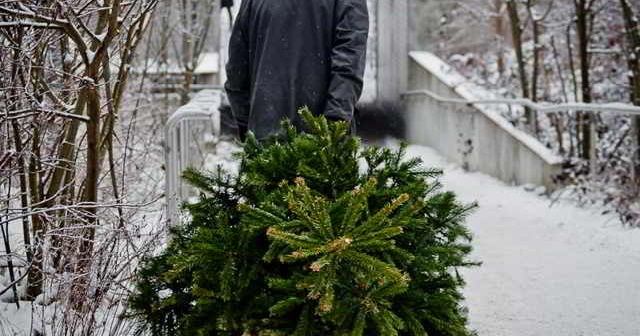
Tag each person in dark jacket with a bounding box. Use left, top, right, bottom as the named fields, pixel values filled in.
left=224, top=0, right=369, bottom=141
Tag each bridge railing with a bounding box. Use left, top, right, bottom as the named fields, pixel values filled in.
left=405, top=52, right=565, bottom=189
left=165, top=89, right=222, bottom=225
left=405, top=51, right=640, bottom=189
left=403, top=90, right=640, bottom=116
left=405, top=88, right=640, bottom=164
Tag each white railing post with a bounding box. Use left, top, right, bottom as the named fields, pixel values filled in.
left=165, top=90, right=222, bottom=225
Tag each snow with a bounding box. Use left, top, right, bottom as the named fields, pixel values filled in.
left=199, top=139, right=640, bottom=335
left=0, top=216, right=26, bottom=269
left=194, top=52, right=220, bottom=74
left=5, top=139, right=640, bottom=334
left=0, top=302, right=33, bottom=335
left=400, top=142, right=640, bottom=336
left=203, top=140, right=242, bottom=173
left=86, top=50, right=96, bottom=64
left=137, top=52, right=220, bottom=75
left=174, top=139, right=640, bottom=335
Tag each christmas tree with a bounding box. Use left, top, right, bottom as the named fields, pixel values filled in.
left=130, top=109, right=478, bottom=335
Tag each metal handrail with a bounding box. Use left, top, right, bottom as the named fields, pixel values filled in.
left=152, top=84, right=224, bottom=93
left=403, top=89, right=640, bottom=116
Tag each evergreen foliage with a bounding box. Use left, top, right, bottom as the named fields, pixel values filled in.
left=130, top=109, right=478, bottom=335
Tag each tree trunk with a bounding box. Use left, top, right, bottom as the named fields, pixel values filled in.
left=507, top=0, right=534, bottom=130
left=574, top=0, right=595, bottom=163
left=527, top=0, right=542, bottom=135
left=7, top=29, right=33, bottom=271
left=619, top=0, right=640, bottom=181
left=492, top=0, right=506, bottom=75
left=26, top=123, right=44, bottom=299
left=71, top=86, right=101, bottom=309
left=565, top=23, right=580, bottom=157
left=181, top=0, right=195, bottom=105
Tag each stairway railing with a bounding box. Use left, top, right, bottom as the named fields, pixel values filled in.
left=165, top=89, right=222, bottom=225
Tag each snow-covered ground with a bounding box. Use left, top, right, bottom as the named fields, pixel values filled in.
left=205, top=140, right=640, bottom=335
left=4, top=141, right=640, bottom=335
left=402, top=144, right=640, bottom=336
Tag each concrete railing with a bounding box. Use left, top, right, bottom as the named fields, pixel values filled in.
left=404, top=51, right=564, bottom=189
left=165, top=89, right=222, bottom=224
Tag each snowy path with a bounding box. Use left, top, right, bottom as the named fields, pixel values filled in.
left=3, top=143, right=640, bottom=335
left=404, top=144, right=640, bottom=336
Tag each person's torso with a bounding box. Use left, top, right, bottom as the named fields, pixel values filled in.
left=244, top=0, right=337, bottom=138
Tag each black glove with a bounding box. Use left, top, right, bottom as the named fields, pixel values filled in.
left=238, top=124, right=248, bottom=142
left=326, top=115, right=347, bottom=123
left=221, top=0, right=234, bottom=8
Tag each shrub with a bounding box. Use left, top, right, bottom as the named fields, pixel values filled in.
left=130, top=109, right=477, bottom=335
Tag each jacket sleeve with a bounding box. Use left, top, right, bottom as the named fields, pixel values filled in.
left=324, top=0, right=369, bottom=122
left=224, top=0, right=251, bottom=129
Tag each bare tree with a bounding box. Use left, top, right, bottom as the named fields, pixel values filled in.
left=176, top=0, right=220, bottom=103
left=506, top=0, right=535, bottom=130
left=491, top=0, right=508, bottom=75
left=526, top=0, right=554, bottom=135
left=419, top=0, right=638, bottom=223
left=0, top=0, right=159, bottom=315
left=573, top=0, right=598, bottom=162
left=619, top=0, right=640, bottom=181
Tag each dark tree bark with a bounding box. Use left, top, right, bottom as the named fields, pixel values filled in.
left=492, top=0, right=507, bottom=75
left=574, top=0, right=596, bottom=162
left=619, top=0, right=640, bottom=181
left=507, top=0, right=534, bottom=130
left=526, top=0, right=554, bottom=136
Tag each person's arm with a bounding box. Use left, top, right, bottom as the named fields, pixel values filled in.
left=324, top=0, right=369, bottom=123
left=224, top=0, right=251, bottom=138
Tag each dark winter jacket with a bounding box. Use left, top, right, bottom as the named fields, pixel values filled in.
left=224, top=0, right=369, bottom=140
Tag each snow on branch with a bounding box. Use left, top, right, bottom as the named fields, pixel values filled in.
left=0, top=21, right=64, bottom=29
left=4, top=108, right=90, bottom=122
